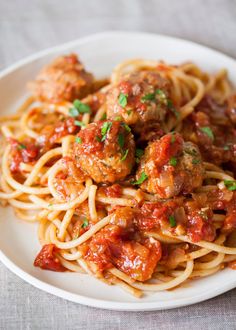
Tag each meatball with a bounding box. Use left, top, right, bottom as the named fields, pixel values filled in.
left=226, top=93, right=236, bottom=124
left=106, top=70, right=170, bottom=133
left=28, top=53, right=94, bottom=103
left=136, top=133, right=204, bottom=198
left=74, top=120, right=135, bottom=183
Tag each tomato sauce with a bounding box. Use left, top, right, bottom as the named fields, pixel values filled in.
left=34, top=244, right=66, bottom=272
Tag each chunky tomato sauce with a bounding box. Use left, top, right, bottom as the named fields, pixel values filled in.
left=34, top=244, right=66, bottom=272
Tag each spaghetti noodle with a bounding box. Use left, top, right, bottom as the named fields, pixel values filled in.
left=1, top=53, right=236, bottom=298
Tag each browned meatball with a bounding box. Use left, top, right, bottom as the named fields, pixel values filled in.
left=28, top=54, right=94, bottom=103
left=135, top=133, right=204, bottom=198
left=226, top=94, right=236, bottom=124
left=74, top=120, right=135, bottom=183
left=106, top=70, right=170, bottom=133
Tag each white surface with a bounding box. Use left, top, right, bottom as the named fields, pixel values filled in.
left=0, top=31, right=236, bottom=311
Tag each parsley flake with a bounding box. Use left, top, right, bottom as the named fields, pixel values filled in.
left=118, top=133, right=125, bottom=149
left=95, top=135, right=101, bottom=142
left=118, top=93, right=128, bottom=108
left=141, top=93, right=156, bottom=102
left=200, top=127, right=214, bottom=140
left=75, top=137, right=82, bottom=144
left=101, top=122, right=112, bottom=141
left=121, top=149, right=129, bottom=161
left=74, top=120, right=85, bottom=127
left=168, top=100, right=180, bottom=118
left=192, top=159, right=200, bottom=164
left=132, top=172, right=148, bottom=185
left=18, top=144, right=26, bottom=150
left=224, top=180, right=236, bottom=191
left=73, top=99, right=91, bottom=114
left=81, top=217, right=89, bottom=228
left=135, top=148, right=144, bottom=159
left=122, top=123, right=131, bottom=133
left=169, top=157, right=178, bottom=167
left=169, top=215, right=176, bottom=227
left=101, top=113, right=107, bottom=120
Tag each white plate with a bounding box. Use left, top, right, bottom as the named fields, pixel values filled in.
left=1, top=31, right=236, bottom=311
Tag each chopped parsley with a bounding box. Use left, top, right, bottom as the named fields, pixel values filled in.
left=169, top=156, right=178, bottom=167
left=74, top=99, right=91, bottom=114
left=135, top=148, right=144, bottom=159
left=69, top=107, right=79, bottom=117
left=101, top=113, right=107, bottom=120
left=171, top=133, right=176, bottom=144
left=101, top=122, right=112, bottom=141
left=169, top=215, right=176, bottom=227
left=167, top=99, right=180, bottom=118
left=95, top=135, right=101, bottom=142
left=156, top=89, right=167, bottom=104
left=192, top=159, right=200, bottom=164
left=81, top=217, right=89, bottom=228
left=224, top=180, right=236, bottom=191
left=75, top=137, right=82, bottom=144
left=69, top=99, right=91, bottom=116
left=223, top=145, right=230, bottom=151
left=74, top=120, right=85, bottom=127
left=118, top=133, right=125, bottom=149
left=121, top=149, right=129, bottom=161
left=18, top=144, right=26, bottom=150
left=122, top=123, right=131, bottom=133
left=127, top=109, right=132, bottom=116
left=141, top=92, right=156, bottom=102
left=132, top=172, right=148, bottom=185
left=200, top=127, right=214, bottom=140
left=118, top=93, right=128, bottom=108
left=114, top=116, right=122, bottom=121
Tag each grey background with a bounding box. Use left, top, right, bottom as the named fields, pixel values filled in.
left=0, top=0, right=236, bottom=329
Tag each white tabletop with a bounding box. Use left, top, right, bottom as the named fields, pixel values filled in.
left=1, top=0, right=236, bottom=329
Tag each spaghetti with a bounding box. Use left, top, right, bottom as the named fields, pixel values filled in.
left=1, top=53, right=236, bottom=298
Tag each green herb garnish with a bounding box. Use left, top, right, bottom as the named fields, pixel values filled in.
left=69, top=100, right=91, bottom=116
left=18, top=144, right=26, bottom=150
left=141, top=93, right=156, bottom=102
left=127, top=110, right=132, bottom=116
left=169, top=156, right=178, bottom=167
left=132, top=172, right=148, bottom=185
left=122, top=123, right=131, bottom=133
left=73, top=99, right=91, bottom=114
left=101, top=122, right=112, bottom=141
left=101, top=113, right=107, bottom=120
left=118, top=93, right=128, bottom=108
left=95, top=135, right=101, bottom=142
left=121, top=149, right=129, bottom=161
left=114, top=116, right=122, bottom=121
left=75, top=137, right=82, bottom=144
left=81, top=217, right=89, bottom=228
left=74, top=120, right=85, bottom=127
left=167, top=99, right=180, bottom=118
left=118, top=133, right=125, bottom=149
left=135, top=148, right=144, bottom=159
left=200, top=127, right=214, bottom=140
left=169, top=215, right=176, bottom=227
left=192, top=159, right=200, bottom=164
left=224, top=180, right=236, bottom=191
left=171, top=133, right=176, bottom=144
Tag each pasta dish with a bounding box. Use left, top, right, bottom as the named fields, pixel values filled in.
left=1, top=54, right=236, bottom=297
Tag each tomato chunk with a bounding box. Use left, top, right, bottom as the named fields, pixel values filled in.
left=34, top=244, right=66, bottom=272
